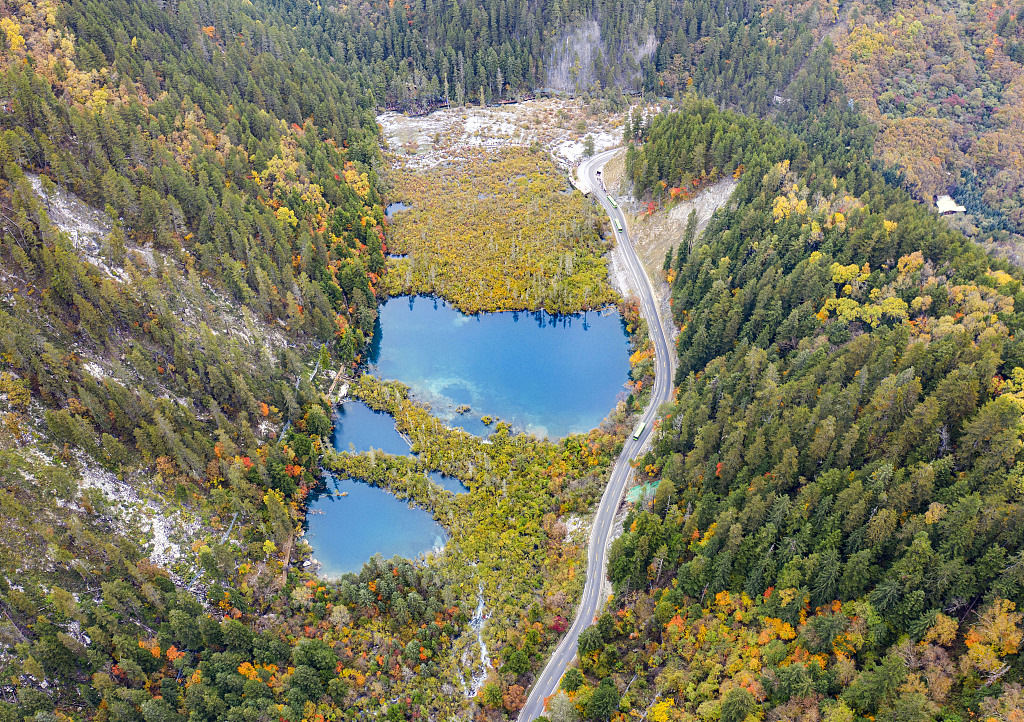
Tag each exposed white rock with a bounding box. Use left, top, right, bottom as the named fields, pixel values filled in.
left=79, top=462, right=200, bottom=568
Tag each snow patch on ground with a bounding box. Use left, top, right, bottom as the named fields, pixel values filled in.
left=553, top=139, right=586, bottom=164
left=464, top=113, right=518, bottom=138
left=27, top=173, right=112, bottom=252
left=563, top=514, right=588, bottom=545
left=65, top=620, right=91, bottom=646
left=379, top=99, right=637, bottom=173
left=25, top=172, right=160, bottom=279
left=26, top=173, right=121, bottom=276
left=553, top=130, right=620, bottom=165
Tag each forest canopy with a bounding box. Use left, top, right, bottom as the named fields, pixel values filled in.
left=588, top=102, right=1024, bottom=721
left=2, top=0, right=1024, bottom=720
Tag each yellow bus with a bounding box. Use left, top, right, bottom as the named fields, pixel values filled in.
left=614, top=218, right=623, bottom=232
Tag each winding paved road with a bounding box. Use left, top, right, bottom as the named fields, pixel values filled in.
left=517, top=148, right=676, bottom=720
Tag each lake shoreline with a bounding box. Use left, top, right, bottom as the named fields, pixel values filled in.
left=365, top=295, right=632, bottom=439
left=303, top=291, right=638, bottom=579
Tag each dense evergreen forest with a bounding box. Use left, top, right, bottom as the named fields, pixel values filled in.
left=0, top=0, right=389, bottom=478
left=556, top=97, right=1024, bottom=720
left=0, top=0, right=400, bottom=717
left=280, top=0, right=835, bottom=123
left=1, top=0, right=1023, bottom=720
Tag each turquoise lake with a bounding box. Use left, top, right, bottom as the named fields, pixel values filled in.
left=368, top=297, right=631, bottom=439
left=305, top=475, right=447, bottom=580
left=305, top=401, right=468, bottom=577
left=329, top=399, right=409, bottom=455
left=325, top=400, right=469, bottom=494
left=307, top=297, right=631, bottom=577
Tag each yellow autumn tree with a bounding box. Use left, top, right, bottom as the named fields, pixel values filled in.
left=961, top=599, right=1022, bottom=681
left=0, top=17, right=26, bottom=54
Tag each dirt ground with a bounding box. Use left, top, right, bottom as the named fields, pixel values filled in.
left=594, top=150, right=737, bottom=328
left=377, top=99, right=651, bottom=172
left=612, top=166, right=738, bottom=321
left=625, top=178, right=738, bottom=278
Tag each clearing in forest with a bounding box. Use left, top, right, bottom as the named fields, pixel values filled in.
left=383, top=147, right=620, bottom=314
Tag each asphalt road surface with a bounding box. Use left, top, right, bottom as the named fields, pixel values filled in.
left=517, top=148, right=676, bottom=721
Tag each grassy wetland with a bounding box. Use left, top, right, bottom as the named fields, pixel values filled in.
left=383, top=147, right=620, bottom=315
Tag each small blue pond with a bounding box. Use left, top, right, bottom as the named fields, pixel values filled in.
left=331, top=400, right=409, bottom=455
left=425, top=470, right=470, bottom=494
left=385, top=201, right=412, bottom=218
left=328, top=401, right=469, bottom=494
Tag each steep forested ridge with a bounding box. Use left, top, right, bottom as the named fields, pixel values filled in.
left=559, top=101, right=1024, bottom=720
left=0, top=0, right=394, bottom=666
left=0, top=0, right=396, bottom=715
left=244, top=0, right=830, bottom=115
left=290, top=0, right=665, bottom=106
left=1, top=0, right=389, bottom=465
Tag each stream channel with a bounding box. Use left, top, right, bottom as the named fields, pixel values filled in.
left=305, top=295, right=631, bottom=578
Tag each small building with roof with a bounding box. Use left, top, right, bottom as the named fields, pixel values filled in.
left=936, top=195, right=965, bottom=215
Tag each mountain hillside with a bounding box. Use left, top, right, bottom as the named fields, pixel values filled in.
left=0, top=0, right=392, bottom=711
left=562, top=96, right=1024, bottom=722
left=2, top=0, right=1024, bottom=720
left=828, top=0, right=1024, bottom=259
